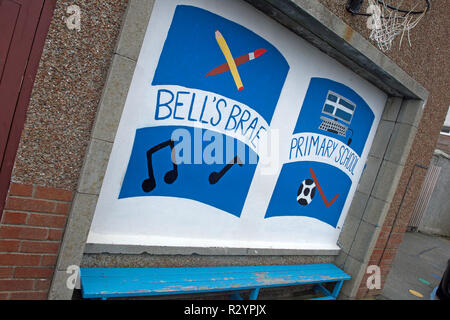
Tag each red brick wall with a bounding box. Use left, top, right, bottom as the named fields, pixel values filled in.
left=0, top=182, right=72, bottom=299
left=356, top=225, right=405, bottom=298
left=355, top=167, right=427, bottom=299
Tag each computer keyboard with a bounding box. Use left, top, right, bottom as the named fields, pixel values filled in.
left=318, top=116, right=347, bottom=137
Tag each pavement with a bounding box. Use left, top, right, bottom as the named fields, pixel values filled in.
left=378, top=231, right=450, bottom=300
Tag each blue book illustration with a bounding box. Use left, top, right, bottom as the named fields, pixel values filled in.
left=265, top=78, right=375, bottom=227
left=118, top=5, right=289, bottom=217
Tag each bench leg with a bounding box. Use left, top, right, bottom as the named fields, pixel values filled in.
left=311, top=280, right=344, bottom=300
left=230, top=292, right=244, bottom=300
left=249, top=288, right=259, bottom=300
left=331, top=280, right=344, bottom=299
left=230, top=288, right=259, bottom=300
left=313, top=283, right=332, bottom=298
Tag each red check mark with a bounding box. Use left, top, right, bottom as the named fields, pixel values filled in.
left=309, top=167, right=339, bottom=208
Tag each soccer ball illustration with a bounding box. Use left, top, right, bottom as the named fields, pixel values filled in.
left=297, top=178, right=316, bottom=206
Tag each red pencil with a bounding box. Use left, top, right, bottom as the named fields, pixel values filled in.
left=205, top=48, right=267, bottom=77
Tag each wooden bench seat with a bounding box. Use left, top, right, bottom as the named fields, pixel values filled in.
left=80, top=263, right=350, bottom=300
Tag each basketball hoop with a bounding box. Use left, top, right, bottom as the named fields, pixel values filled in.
left=346, top=0, right=430, bottom=52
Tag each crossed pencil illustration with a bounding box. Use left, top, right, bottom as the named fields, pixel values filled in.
left=207, top=30, right=267, bottom=91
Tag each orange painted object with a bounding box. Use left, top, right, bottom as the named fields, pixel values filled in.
left=206, top=48, right=267, bottom=77
left=409, top=289, right=424, bottom=298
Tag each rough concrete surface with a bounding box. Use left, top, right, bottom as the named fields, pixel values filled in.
left=11, top=0, right=129, bottom=190
left=379, top=231, right=450, bottom=300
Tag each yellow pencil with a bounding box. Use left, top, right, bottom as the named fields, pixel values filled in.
left=215, top=30, right=244, bottom=91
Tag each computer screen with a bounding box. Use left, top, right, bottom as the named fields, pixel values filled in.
left=322, top=91, right=356, bottom=124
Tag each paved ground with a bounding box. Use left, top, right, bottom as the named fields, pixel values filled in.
left=378, top=231, right=450, bottom=300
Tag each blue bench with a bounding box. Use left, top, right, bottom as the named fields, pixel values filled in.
left=80, top=264, right=350, bottom=300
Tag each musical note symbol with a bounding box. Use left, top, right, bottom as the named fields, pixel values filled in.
left=209, top=156, right=243, bottom=185
left=142, top=139, right=178, bottom=193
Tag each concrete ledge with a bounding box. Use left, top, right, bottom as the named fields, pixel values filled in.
left=372, top=160, right=404, bottom=203
left=114, top=0, right=155, bottom=61
left=84, top=243, right=340, bottom=256
left=348, top=222, right=380, bottom=263
left=48, top=270, right=75, bottom=300
left=381, top=97, right=402, bottom=122
left=339, top=255, right=366, bottom=297
left=91, top=54, right=137, bottom=143
left=346, top=191, right=370, bottom=221
left=77, top=139, right=113, bottom=195
left=369, top=120, right=395, bottom=159
left=356, top=155, right=382, bottom=195
left=81, top=253, right=336, bottom=269
left=49, top=192, right=99, bottom=299
left=362, top=196, right=391, bottom=226
left=397, top=99, right=426, bottom=128
left=338, top=214, right=361, bottom=254
left=55, top=193, right=99, bottom=271
left=384, top=122, right=418, bottom=165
